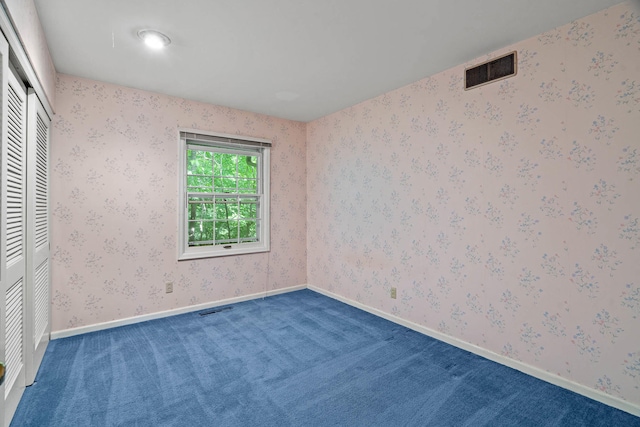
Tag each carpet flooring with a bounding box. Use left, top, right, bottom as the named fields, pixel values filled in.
left=11, top=289, right=640, bottom=426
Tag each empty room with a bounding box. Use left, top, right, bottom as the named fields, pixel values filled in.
left=1, top=0, right=640, bottom=425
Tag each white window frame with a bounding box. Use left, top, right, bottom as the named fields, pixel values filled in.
left=178, top=129, right=270, bottom=260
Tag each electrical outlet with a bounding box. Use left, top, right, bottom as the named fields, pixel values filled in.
left=390, top=287, right=397, bottom=299
left=166, top=282, right=173, bottom=293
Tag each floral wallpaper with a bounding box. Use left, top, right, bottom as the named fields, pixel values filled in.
left=307, top=3, right=640, bottom=406
left=50, top=74, right=307, bottom=332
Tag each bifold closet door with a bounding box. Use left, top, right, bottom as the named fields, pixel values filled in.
left=1, top=42, right=28, bottom=427
left=0, top=32, right=6, bottom=427
left=24, top=89, right=51, bottom=385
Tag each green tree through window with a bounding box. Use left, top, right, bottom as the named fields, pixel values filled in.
left=187, top=149, right=259, bottom=246
left=179, top=131, right=270, bottom=260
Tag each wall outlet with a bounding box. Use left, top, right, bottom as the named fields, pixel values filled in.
left=390, top=287, right=397, bottom=299
left=165, top=282, right=173, bottom=293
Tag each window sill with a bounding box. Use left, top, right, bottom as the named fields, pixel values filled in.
left=178, top=244, right=270, bottom=260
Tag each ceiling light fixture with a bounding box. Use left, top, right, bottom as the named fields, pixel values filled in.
left=137, top=29, right=171, bottom=50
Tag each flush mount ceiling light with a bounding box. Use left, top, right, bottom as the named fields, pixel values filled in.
left=137, top=29, right=171, bottom=50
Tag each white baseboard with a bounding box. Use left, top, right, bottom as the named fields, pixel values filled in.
left=307, top=285, right=640, bottom=418
left=50, top=285, right=306, bottom=340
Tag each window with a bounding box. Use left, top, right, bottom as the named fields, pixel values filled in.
left=178, top=130, right=270, bottom=260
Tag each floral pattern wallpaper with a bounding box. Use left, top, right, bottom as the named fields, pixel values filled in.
left=50, top=74, right=307, bottom=332
left=307, top=3, right=640, bottom=406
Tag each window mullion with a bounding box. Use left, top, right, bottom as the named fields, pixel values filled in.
left=235, top=154, right=239, bottom=194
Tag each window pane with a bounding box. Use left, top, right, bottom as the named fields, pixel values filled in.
left=226, top=200, right=239, bottom=220
left=187, top=150, right=212, bottom=176
left=189, top=203, right=201, bottom=221
left=187, top=175, right=212, bottom=192
left=238, top=155, right=258, bottom=178
left=214, top=177, right=237, bottom=193
left=238, top=220, right=257, bottom=239
left=188, top=221, right=197, bottom=242
left=239, top=199, right=258, bottom=219
left=188, top=197, right=215, bottom=220
left=201, top=202, right=214, bottom=220
left=215, top=198, right=229, bottom=220
left=237, top=178, right=257, bottom=194
left=187, top=198, right=202, bottom=221
left=228, top=220, right=239, bottom=239
left=214, top=197, right=238, bottom=220
left=213, top=152, right=223, bottom=177
left=214, top=221, right=230, bottom=242
left=218, top=153, right=237, bottom=177
left=188, top=220, right=213, bottom=245
left=202, top=221, right=214, bottom=242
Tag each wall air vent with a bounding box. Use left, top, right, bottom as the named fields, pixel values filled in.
left=465, top=51, right=517, bottom=90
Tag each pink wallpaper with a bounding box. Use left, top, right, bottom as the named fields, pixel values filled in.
left=5, top=0, right=56, bottom=108
left=50, top=74, right=307, bottom=331
left=307, top=3, right=640, bottom=406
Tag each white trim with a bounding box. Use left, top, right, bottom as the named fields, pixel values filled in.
left=307, top=285, right=640, bottom=418
left=24, top=88, right=51, bottom=386
left=0, top=3, right=54, bottom=117
left=50, top=284, right=306, bottom=340
left=177, top=130, right=271, bottom=260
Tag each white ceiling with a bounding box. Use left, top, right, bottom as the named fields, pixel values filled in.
left=34, top=0, right=626, bottom=122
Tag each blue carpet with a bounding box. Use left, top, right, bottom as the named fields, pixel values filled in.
left=11, top=289, right=640, bottom=426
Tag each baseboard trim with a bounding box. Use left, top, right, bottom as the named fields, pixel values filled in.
left=50, top=285, right=307, bottom=340
left=307, top=285, right=640, bottom=417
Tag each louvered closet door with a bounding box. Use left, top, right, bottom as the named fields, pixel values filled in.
left=1, top=62, right=28, bottom=426
left=24, top=89, right=50, bottom=386
left=0, top=32, right=7, bottom=427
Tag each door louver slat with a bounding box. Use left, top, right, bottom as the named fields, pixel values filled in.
left=5, top=279, right=24, bottom=396
left=34, top=115, right=48, bottom=249
left=34, top=260, right=49, bottom=344
left=6, top=83, right=25, bottom=266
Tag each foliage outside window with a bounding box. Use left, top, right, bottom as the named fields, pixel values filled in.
left=178, top=130, right=270, bottom=260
